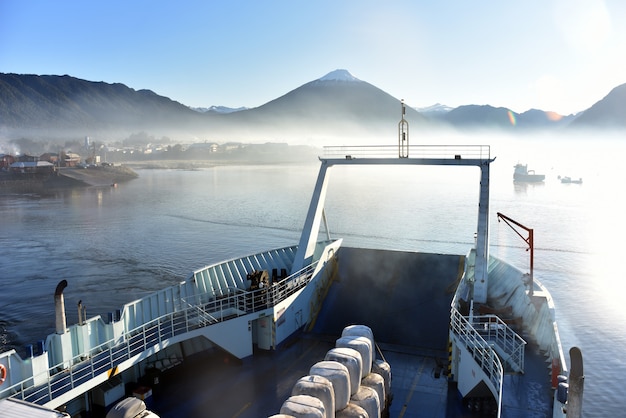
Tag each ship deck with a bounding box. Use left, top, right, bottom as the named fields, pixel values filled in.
left=149, top=247, right=552, bottom=418
left=152, top=335, right=458, bottom=418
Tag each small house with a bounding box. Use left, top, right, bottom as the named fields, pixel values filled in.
left=64, top=152, right=81, bottom=167
left=10, top=160, right=56, bottom=175
left=0, top=154, right=16, bottom=170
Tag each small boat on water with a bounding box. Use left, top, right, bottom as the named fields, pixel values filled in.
left=0, top=108, right=583, bottom=417
left=559, top=176, right=583, bottom=184
left=513, top=163, right=545, bottom=182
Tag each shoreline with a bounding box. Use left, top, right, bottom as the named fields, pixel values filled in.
left=124, top=159, right=318, bottom=170
left=0, top=165, right=138, bottom=194
left=0, top=159, right=319, bottom=194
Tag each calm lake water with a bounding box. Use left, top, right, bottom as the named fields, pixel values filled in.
left=1, top=135, right=624, bottom=416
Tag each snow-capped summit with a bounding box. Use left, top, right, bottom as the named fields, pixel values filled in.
left=191, top=105, right=248, bottom=114
left=317, top=69, right=360, bottom=82
left=417, top=103, right=453, bottom=114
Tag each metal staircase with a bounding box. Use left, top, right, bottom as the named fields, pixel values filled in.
left=450, top=307, right=527, bottom=417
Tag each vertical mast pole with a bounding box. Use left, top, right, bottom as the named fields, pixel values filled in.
left=398, top=100, right=409, bottom=158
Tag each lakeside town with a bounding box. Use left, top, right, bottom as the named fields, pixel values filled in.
left=0, top=136, right=319, bottom=194
left=3, top=135, right=316, bottom=170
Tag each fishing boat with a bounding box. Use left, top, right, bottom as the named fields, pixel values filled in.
left=0, top=110, right=583, bottom=418
left=559, top=176, right=583, bottom=184
left=513, top=163, right=545, bottom=182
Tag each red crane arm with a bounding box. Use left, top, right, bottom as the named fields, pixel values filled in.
left=496, top=212, right=534, bottom=294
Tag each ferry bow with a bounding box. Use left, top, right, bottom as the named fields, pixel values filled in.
left=0, top=140, right=583, bottom=417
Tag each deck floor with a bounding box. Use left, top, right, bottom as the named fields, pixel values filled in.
left=151, top=338, right=456, bottom=418
left=147, top=247, right=551, bottom=417
left=151, top=337, right=513, bottom=418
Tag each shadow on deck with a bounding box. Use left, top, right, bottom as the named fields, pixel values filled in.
left=312, top=247, right=463, bottom=352
left=152, top=247, right=467, bottom=418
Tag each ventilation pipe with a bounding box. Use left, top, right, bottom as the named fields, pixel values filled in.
left=78, top=300, right=86, bottom=325
left=55, top=280, right=68, bottom=334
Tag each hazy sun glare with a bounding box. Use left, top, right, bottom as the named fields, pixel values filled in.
left=554, top=0, right=611, bottom=52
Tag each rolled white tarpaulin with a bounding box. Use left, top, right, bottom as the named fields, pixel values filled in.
left=280, top=395, right=325, bottom=418
left=291, top=375, right=335, bottom=418
left=325, top=347, right=363, bottom=395
left=336, top=336, right=372, bottom=378
left=310, top=360, right=351, bottom=410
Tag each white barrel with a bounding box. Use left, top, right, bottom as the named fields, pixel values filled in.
left=325, top=347, right=363, bottom=395
left=310, top=360, right=351, bottom=410
left=269, top=415, right=296, bottom=418
left=341, top=325, right=375, bottom=354
left=280, top=395, right=325, bottom=418
left=361, top=373, right=385, bottom=413
left=336, top=336, right=372, bottom=378
left=336, top=403, right=369, bottom=418
left=350, top=386, right=380, bottom=418
left=372, top=360, right=391, bottom=405
left=292, top=375, right=335, bottom=418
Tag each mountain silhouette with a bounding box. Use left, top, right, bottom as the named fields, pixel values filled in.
left=0, top=73, right=203, bottom=130
left=569, top=83, right=626, bottom=129
left=1, top=71, right=624, bottom=143
left=213, top=69, right=431, bottom=139
left=441, top=105, right=574, bottom=130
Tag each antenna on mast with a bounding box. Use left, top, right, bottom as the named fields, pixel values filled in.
left=398, top=99, right=409, bottom=158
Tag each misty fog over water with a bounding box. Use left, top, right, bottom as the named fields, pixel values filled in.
left=0, top=133, right=624, bottom=416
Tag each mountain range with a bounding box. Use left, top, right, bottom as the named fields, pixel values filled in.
left=1, top=70, right=624, bottom=144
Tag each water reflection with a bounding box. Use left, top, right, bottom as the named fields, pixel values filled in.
left=513, top=180, right=546, bottom=194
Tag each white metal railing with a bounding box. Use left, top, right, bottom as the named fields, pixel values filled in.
left=450, top=307, right=503, bottom=416
left=471, top=315, right=526, bottom=373
left=322, top=144, right=491, bottom=160
left=0, top=261, right=319, bottom=406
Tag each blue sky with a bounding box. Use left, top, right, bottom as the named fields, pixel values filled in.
left=1, top=0, right=625, bottom=115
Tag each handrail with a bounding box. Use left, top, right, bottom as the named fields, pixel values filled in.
left=450, top=307, right=503, bottom=417
left=471, top=315, right=526, bottom=373
left=322, top=144, right=491, bottom=160
left=0, top=261, right=319, bottom=406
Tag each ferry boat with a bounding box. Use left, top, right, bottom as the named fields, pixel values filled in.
left=0, top=112, right=583, bottom=418
left=513, top=163, right=545, bottom=182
